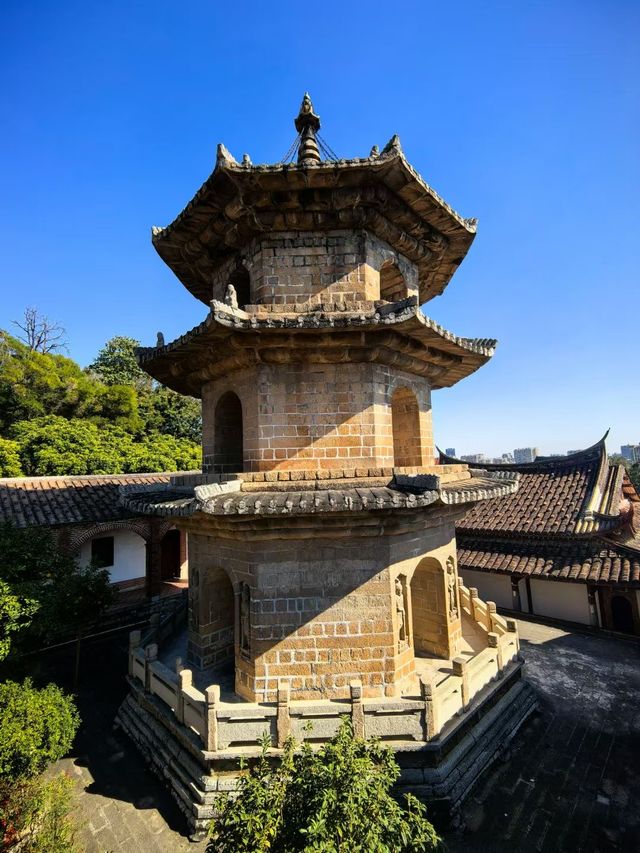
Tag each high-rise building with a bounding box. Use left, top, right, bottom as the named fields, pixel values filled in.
left=514, top=447, right=539, bottom=464
left=621, top=445, right=640, bottom=463
left=445, top=447, right=456, bottom=457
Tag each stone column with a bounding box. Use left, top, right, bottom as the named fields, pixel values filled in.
left=146, top=520, right=163, bottom=598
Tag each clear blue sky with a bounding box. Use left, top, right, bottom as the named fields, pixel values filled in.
left=1, top=1, right=638, bottom=457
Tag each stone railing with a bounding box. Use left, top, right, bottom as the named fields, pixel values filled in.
left=127, top=583, right=520, bottom=755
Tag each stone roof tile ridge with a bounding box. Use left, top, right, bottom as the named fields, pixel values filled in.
left=0, top=471, right=175, bottom=487
left=136, top=299, right=497, bottom=363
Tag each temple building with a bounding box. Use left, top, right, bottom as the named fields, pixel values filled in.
left=116, top=95, right=536, bottom=837
left=441, top=435, right=640, bottom=635
left=0, top=472, right=188, bottom=597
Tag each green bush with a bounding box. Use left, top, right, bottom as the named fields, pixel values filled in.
left=0, top=680, right=79, bottom=781
left=0, top=772, right=79, bottom=852
left=207, top=717, right=441, bottom=853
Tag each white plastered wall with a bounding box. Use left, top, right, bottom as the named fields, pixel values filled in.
left=529, top=578, right=590, bottom=625
left=459, top=569, right=513, bottom=610
left=80, top=530, right=146, bottom=584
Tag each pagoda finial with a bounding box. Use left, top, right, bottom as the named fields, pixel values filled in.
left=295, top=93, right=321, bottom=166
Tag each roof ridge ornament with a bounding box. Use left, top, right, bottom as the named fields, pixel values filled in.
left=216, top=143, right=238, bottom=168
left=295, top=93, right=321, bottom=166
left=381, top=134, right=403, bottom=156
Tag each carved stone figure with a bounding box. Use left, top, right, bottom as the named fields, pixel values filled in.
left=225, top=283, right=238, bottom=309
left=446, top=556, right=458, bottom=618
left=156, top=331, right=165, bottom=347
left=240, top=583, right=251, bottom=654
left=395, top=576, right=407, bottom=650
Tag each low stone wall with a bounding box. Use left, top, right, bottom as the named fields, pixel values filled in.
left=126, top=583, right=520, bottom=755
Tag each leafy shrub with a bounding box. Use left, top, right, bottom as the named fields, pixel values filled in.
left=0, top=680, right=79, bottom=781
left=0, top=772, right=79, bottom=852
left=207, top=717, right=441, bottom=853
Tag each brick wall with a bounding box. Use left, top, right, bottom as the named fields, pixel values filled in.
left=210, top=230, right=418, bottom=308
left=185, top=518, right=459, bottom=702
left=201, top=363, right=433, bottom=473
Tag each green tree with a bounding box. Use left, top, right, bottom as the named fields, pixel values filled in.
left=0, top=679, right=79, bottom=781
left=0, top=332, right=138, bottom=434
left=208, top=718, right=441, bottom=853
left=10, top=417, right=127, bottom=475
left=125, top=433, right=201, bottom=473
left=609, top=454, right=630, bottom=469
left=0, top=438, right=22, bottom=477
left=87, top=335, right=151, bottom=389
left=0, top=581, right=38, bottom=663
left=629, top=462, right=640, bottom=492
left=0, top=524, right=114, bottom=661
left=144, top=386, right=202, bottom=442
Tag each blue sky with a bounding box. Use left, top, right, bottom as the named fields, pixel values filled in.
left=1, top=1, right=638, bottom=457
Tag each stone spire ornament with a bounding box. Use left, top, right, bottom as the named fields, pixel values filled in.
left=295, top=93, right=321, bottom=165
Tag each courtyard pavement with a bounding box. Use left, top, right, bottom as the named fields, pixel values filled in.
left=54, top=618, right=640, bottom=852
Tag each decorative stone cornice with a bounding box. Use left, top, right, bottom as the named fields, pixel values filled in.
left=135, top=297, right=497, bottom=396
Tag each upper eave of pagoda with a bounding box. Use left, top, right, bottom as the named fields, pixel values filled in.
left=150, top=133, right=478, bottom=307
left=136, top=297, right=496, bottom=397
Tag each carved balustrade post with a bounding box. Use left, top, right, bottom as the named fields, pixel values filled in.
left=176, top=668, right=192, bottom=724
left=277, top=680, right=291, bottom=747
left=128, top=630, right=141, bottom=678
left=144, top=643, right=158, bottom=693
left=487, top=631, right=503, bottom=676
left=350, top=679, right=365, bottom=739
left=205, top=685, right=220, bottom=752
left=420, top=676, right=437, bottom=740
left=452, top=656, right=470, bottom=711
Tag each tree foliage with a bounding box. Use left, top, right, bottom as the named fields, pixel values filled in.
left=0, top=328, right=202, bottom=475
left=0, top=772, right=79, bottom=852
left=0, top=439, right=22, bottom=478
left=0, top=523, right=115, bottom=654
left=0, top=679, right=79, bottom=781
left=87, top=335, right=150, bottom=389
left=207, top=718, right=441, bottom=853
left=0, top=581, right=38, bottom=663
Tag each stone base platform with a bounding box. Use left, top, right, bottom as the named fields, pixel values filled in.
left=115, top=662, right=536, bottom=840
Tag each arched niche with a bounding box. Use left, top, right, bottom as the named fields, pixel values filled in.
left=410, top=557, right=450, bottom=659
left=213, top=391, right=244, bottom=473
left=203, top=566, right=236, bottom=668
left=391, top=386, right=422, bottom=468
left=229, top=266, right=251, bottom=310
left=379, top=259, right=407, bottom=302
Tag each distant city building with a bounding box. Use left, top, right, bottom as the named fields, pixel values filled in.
left=461, top=453, right=487, bottom=464
left=621, top=445, right=640, bottom=463
left=501, top=453, right=514, bottom=464
left=513, top=447, right=539, bottom=464
left=445, top=448, right=456, bottom=458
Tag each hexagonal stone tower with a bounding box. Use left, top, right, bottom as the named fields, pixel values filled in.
left=119, top=95, right=535, bottom=838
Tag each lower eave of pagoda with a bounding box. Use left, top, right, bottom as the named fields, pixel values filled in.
left=136, top=298, right=496, bottom=397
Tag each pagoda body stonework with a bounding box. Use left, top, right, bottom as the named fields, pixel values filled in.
left=118, top=96, right=536, bottom=837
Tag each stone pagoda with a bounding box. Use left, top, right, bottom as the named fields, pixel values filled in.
left=118, top=95, right=536, bottom=837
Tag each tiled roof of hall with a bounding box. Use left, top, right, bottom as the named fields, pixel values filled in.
left=136, top=297, right=497, bottom=397
left=457, top=535, right=640, bottom=586
left=150, top=94, right=477, bottom=307
left=0, top=472, right=193, bottom=529
left=438, top=433, right=632, bottom=538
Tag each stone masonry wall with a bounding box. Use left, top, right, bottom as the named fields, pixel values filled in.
left=184, top=514, right=459, bottom=702
left=201, top=363, right=433, bottom=472
left=209, top=230, right=418, bottom=308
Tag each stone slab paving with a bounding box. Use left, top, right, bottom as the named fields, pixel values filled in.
left=53, top=620, right=640, bottom=852
left=444, top=618, right=640, bottom=853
